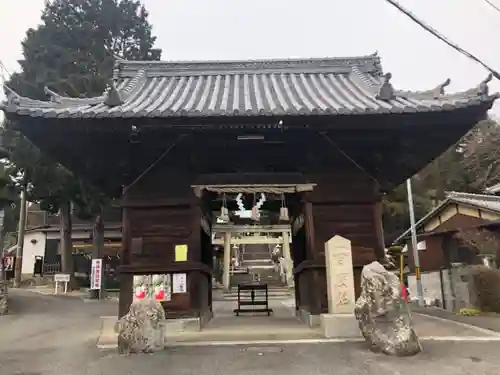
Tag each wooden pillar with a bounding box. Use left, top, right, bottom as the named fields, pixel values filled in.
left=189, top=190, right=203, bottom=312
left=302, top=192, right=323, bottom=315
left=373, top=199, right=386, bottom=260
left=290, top=193, right=305, bottom=313
left=303, top=193, right=315, bottom=259
left=118, top=190, right=133, bottom=318
left=189, top=191, right=203, bottom=263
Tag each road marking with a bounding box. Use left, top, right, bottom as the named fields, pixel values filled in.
left=414, top=312, right=500, bottom=337
left=421, top=336, right=500, bottom=341
left=99, top=312, right=500, bottom=349
left=96, top=335, right=500, bottom=349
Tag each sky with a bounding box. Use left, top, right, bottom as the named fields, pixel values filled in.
left=1, top=0, right=500, bottom=115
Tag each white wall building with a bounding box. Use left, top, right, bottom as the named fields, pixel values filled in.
left=7, top=224, right=122, bottom=277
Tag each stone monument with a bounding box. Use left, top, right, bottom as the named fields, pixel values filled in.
left=114, top=299, right=167, bottom=354
left=320, top=235, right=361, bottom=338
left=355, top=261, right=421, bottom=356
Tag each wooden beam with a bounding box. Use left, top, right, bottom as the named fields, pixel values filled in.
left=212, top=224, right=291, bottom=233
left=15, top=107, right=486, bottom=193
left=212, top=237, right=285, bottom=245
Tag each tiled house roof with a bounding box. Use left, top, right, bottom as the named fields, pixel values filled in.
left=394, top=191, right=500, bottom=244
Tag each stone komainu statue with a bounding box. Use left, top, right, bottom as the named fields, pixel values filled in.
left=114, top=299, right=166, bottom=354
left=354, top=261, right=421, bottom=356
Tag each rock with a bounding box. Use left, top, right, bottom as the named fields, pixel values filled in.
left=0, top=280, right=8, bottom=315
left=354, top=261, right=421, bottom=356
left=114, top=299, right=166, bottom=354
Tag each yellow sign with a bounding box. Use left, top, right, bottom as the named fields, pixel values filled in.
left=175, top=244, right=188, bottom=262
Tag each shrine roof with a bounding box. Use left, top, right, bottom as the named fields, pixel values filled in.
left=2, top=53, right=498, bottom=119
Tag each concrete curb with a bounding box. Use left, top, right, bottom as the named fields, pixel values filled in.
left=97, top=316, right=118, bottom=349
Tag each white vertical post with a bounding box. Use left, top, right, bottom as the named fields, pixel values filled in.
left=282, top=231, right=294, bottom=288
left=406, top=178, right=424, bottom=306
left=223, top=231, right=231, bottom=290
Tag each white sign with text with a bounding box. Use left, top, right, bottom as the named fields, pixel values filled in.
left=90, top=259, right=103, bottom=290
left=54, top=273, right=70, bottom=295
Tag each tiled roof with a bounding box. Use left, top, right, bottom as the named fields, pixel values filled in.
left=2, top=53, right=498, bottom=119
left=447, top=191, right=500, bottom=212
left=484, top=183, right=500, bottom=194
left=394, top=191, right=500, bottom=243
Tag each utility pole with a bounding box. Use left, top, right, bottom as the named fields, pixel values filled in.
left=13, top=188, right=27, bottom=288
left=406, top=178, right=424, bottom=306
left=0, top=132, right=11, bottom=285
left=399, top=252, right=404, bottom=283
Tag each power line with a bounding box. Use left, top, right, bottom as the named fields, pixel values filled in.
left=0, top=60, right=10, bottom=75
left=0, top=59, right=11, bottom=83
left=383, top=0, right=500, bottom=80
left=0, top=60, right=12, bottom=100
left=484, top=0, right=500, bottom=14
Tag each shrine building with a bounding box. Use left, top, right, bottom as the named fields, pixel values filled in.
left=1, top=53, right=497, bottom=327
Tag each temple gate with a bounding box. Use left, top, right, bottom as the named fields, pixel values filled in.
left=1, top=53, right=497, bottom=330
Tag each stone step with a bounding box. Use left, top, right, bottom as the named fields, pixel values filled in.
left=244, top=264, right=275, bottom=269
left=231, top=270, right=283, bottom=282
left=222, top=288, right=293, bottom=301
left=225, top=286, right=291, bottom=292
left=242, top=253, right=272, bottom=260
left=241, top=258, right=273, bottom=264
left=231, top=278, right=284, bottom=287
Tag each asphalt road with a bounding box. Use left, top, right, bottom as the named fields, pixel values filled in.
left=1, top=290, right=500, bottom=375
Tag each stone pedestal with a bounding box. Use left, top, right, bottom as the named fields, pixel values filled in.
left=321, top=313, right=360, bottom=338
left=115, top=299, right=166, bottom=354
left=0, top=280, right=7, bottom=315
left=320, top=235, right=361, bottom=338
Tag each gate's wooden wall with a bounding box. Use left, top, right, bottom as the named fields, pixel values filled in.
left=118, top=165, right=384, bottom=320
left=119, top=172, right=213, bottom=319
left=291, top=172, right=383, bottom=317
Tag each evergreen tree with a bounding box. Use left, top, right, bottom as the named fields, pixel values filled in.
left=8, top=0, right=161, bottom=99
left=460, top=119, right=500, bottom=190
left=5, top=0, right=161, bottom=288
left=382, top=118, right=500, bottom=244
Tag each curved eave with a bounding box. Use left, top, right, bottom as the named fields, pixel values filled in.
left=2, top=62, right=498, bottom=119
left=2, top=93, right=498, bottom=120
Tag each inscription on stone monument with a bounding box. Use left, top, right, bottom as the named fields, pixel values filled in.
left=324, top=236, right=356, bottom=314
